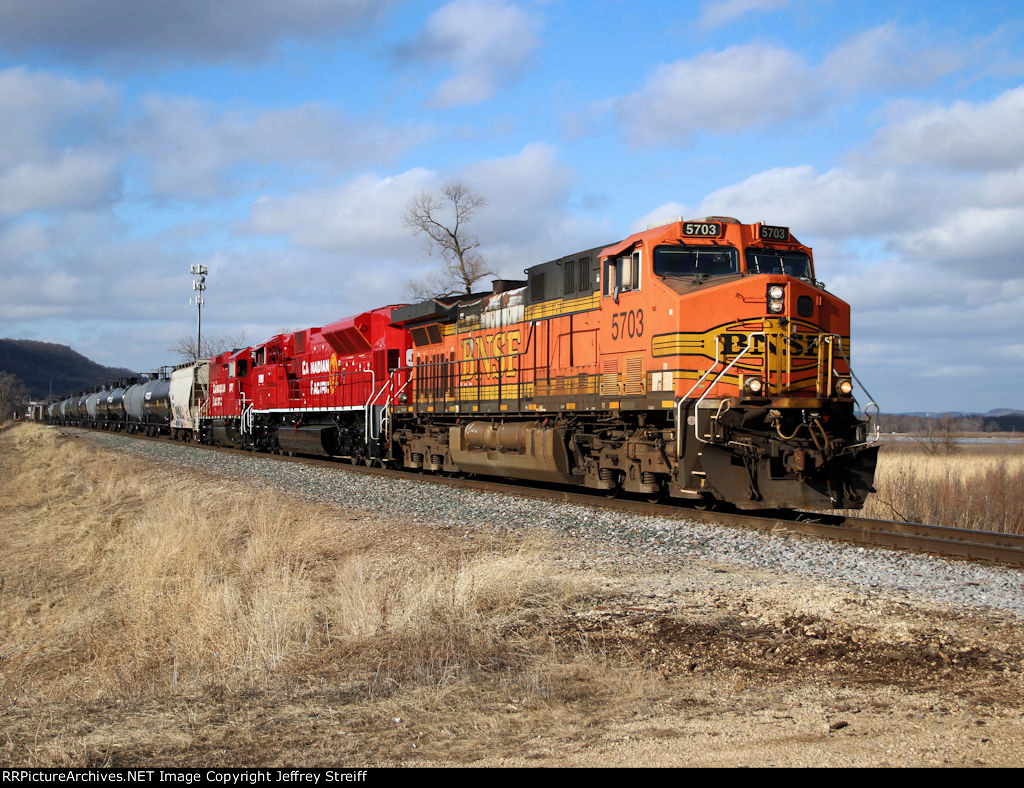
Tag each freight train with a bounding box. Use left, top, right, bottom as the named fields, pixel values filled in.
left=45, top=217, right=880, bottom=510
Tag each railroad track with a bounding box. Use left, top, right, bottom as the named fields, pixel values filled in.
left=58, top=425, right=1024, bottom=568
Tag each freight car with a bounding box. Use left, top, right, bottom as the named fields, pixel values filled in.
left=42, top=216, right=878, bottom=511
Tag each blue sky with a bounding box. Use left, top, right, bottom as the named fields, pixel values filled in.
left=1, top=0, right=1022, bottom=413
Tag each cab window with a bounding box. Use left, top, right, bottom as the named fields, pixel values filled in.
left=653, top=245, right=738, bottom=277
left=745, top=248, right=813, bottom=279
left=603, top=250, right=641, bottom=295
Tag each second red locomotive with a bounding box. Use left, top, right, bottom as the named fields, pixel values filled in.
left=205, top=306, right=410, bottom=464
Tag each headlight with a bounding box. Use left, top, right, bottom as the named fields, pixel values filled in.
left=744, top=376, right=764, bottom=396
left=836, top=378, right=853, bottom=396
left=768, top=285, right=785, bottom=300
left=768, top=299, right=784, bottom=313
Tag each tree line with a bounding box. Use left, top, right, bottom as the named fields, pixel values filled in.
left=876, top=412, right=1022, bottom=434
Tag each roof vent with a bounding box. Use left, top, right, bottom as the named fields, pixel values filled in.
left=693, top=216, right=740, bottom=224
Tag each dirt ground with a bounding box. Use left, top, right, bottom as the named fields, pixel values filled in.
left=486, top=560, right=1024, bottom=767
left=7, top=554, right=1022, bottom=768
left=2, top=424, right=1023, bottom=767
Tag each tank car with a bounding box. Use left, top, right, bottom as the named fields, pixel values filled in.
left=123, top=378, right=149, bottom=431
left=101, top=385, right=127, bottom=429
left=389, top=217, right=878, bottom=510
left=85, top=389, right=107, bottom=428
left=141, top=376, right=171, bottom=435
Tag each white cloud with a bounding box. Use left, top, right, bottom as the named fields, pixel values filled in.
left=871, top=86, right=1024, bottom=171
left=0, top=68, right=117, bottom=165
left=397, top=0, right=540, bottom=107
left=614, top=44, right=818, bottom=145
left=462, top=143, right=575, bottom=243
left=248, top=168, right=435, bottom=253
left=697, top=165, right=949, bottom=238
left=246, top=143, right=592, bottom=286
left=0, top=68, right=120, bottom=213
left=977, top=167, right=1024, bottom=208
left=0, top=151, right=120, bottom=214
left=696, top=162, right=1024, bottom=281
left=131, top=95, right=423, bottom=200
left=822, top=23, right=962, bottom=92
left=892, top=206, right=1024, bottom=277
left=696, top=0, right=790, bottom=30
left=610, top=26, right=969, bottom=147
left=630, top=202, right=692, bottom=233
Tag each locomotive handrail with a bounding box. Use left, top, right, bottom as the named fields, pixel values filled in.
left=361, top=368, right=379, bottom=444
left=240, top=396, right=253, bottom=435
left=679, top=334, right=724, bottom=403
left=675, top=332, right=763, bottom=459
left=390, top=373, right=412, bottom=408
left=833, top=340, right=880, bottom=442
left=692, top=332, right=762, bottom=444
left=377, top=372, right=400, bottom=442
left=675, top=334, right=723, bottom=461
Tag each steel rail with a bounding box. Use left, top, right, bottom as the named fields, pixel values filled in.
left=56, top=425, right=1024, bottom=568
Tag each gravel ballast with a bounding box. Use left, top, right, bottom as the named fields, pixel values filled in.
left=70, top=428, right=1024, bottom=621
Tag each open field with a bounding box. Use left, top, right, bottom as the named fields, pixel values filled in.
left=850, top=440, right=1024, bottom=534
left=0, top=423, right=653, bottom=765
left=2, top=423, right=1024, bottom=767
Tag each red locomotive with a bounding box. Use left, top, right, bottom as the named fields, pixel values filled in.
left=205, top=306, right=410, bottom=463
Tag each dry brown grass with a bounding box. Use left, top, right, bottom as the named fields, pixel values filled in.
left=0, top=423, right=654, bottom=766
left=849, top=440, right=1024, bottom=533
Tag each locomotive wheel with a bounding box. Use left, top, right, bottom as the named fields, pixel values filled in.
left=646, top=484, right=667, bottom=504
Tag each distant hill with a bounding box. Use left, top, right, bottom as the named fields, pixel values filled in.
left=0, top=339, right=136, bottom=400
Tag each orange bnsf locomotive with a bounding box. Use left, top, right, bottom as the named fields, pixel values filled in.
left=390, top=217, right=878, bottom=509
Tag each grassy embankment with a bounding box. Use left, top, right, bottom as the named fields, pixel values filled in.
left=851, top=439, right=1024, bottom=533
left=0, top=423, right=649, bottom=766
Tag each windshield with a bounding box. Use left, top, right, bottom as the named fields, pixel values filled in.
left=653, top=245, right=739, bottom=277
left=744, top=248, right=813, bottom=279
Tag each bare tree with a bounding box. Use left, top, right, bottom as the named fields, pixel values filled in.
left=403, top=182, right=493, bottom=298
left=0, top=371, right=29, bottom=422
left=169, top=329, right=249, bottom=363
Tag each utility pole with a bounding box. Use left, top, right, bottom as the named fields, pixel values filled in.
left=190, top=264, right=208, bottom=361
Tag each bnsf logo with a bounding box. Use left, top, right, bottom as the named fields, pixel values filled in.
left=720, top=332, right=826, bottom=357
left=460, top=329, right=522, bottom=380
